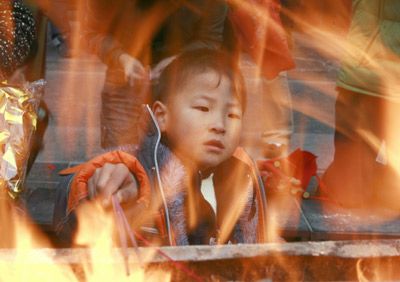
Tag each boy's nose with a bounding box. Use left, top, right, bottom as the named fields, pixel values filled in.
left=210, top=115, right=226, bottom=134
left=211, top=126, right=226, bottom=134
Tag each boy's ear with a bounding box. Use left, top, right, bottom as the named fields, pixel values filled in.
left=152, top=101, right=168, bottom=132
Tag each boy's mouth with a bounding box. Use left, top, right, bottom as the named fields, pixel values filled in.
left=204, top=140, right=225, bottom=152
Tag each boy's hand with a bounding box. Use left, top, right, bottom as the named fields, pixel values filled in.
left=87, top=163, right=138, bottom=207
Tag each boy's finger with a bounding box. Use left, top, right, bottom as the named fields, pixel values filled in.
left=92, top=168, right=101, bottom=187
left=87, top=168, right=101, bottom=199
left=115, top=182, right=138, bottom=204
left=95, top=163, right=116, bottom=194
left=102, top=163, right=131, bottom=199
left=88, top=177, right=96, bottom=199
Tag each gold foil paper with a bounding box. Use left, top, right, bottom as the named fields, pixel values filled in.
left=0, top=80, right=44, bottom=199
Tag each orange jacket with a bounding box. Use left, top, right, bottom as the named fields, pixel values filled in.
left=60, top=150, right=151, bottom=215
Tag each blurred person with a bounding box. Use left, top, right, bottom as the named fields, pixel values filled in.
left=280, top=0, right=351, bottom=34
left=53, top=49, right=268, bottom=247
left=82, top=0, right=228, bottom=149
left=33, top=0, right=78, bottom=58
left=321, top=0, right=400, bottom=210
left=49, top=22, right=71, bottom=58
left=228, top=0, right=295, bottom=159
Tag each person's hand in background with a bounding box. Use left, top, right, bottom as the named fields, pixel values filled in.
left=119, top=53, right=148, bottom=86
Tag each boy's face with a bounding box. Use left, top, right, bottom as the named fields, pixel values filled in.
left=155, top=70, right=243, bottom=171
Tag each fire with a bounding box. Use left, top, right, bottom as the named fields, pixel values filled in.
left=0, top=196, right=170, bottom=281
left=0, top=196, right=77, bottom=281
left=356, top=258, right=400, bottom=282
left=74, top=201, right=169, bottom=282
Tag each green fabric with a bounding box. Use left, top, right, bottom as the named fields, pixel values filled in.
left=337, top=0, right=400, bottom=101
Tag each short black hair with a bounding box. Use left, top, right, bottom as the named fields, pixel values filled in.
left=153, top=49, right=246, bottom=112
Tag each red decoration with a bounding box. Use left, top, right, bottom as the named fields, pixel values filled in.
left=257, top=149, right=318, bottom=195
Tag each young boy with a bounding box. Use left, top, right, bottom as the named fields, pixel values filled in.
left=53, top=49, right=267, bottom=246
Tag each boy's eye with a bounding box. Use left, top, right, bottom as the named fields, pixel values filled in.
left=193, top=106, right=209, bottom=112
left=228, top=113, right=241, bottom=119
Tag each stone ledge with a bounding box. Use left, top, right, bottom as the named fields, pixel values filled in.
left=2, top=241, right=400, bottom=280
